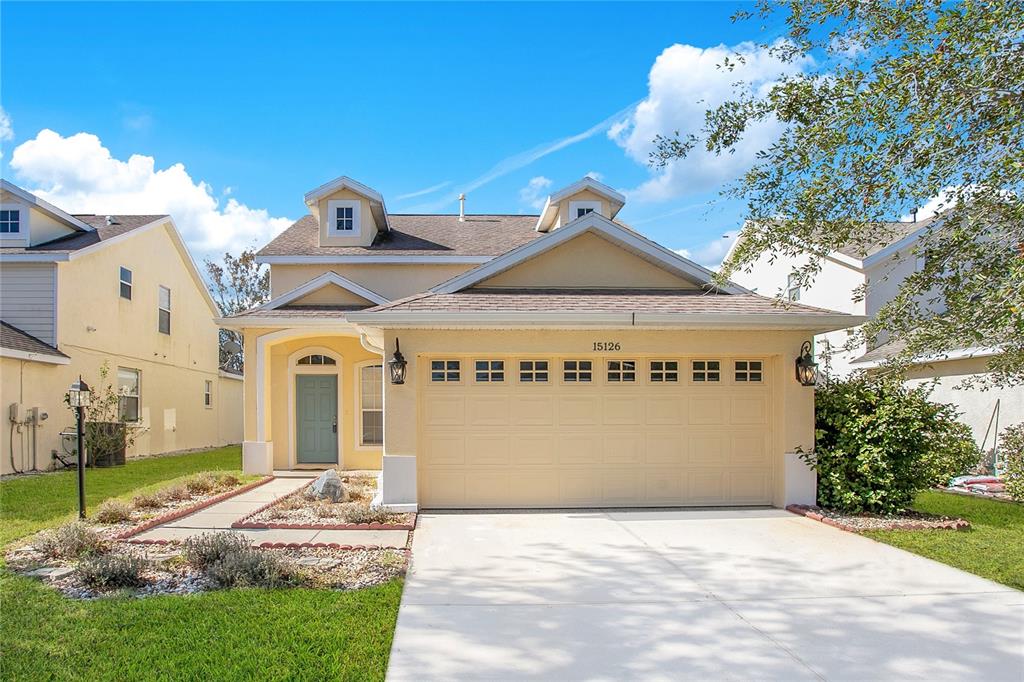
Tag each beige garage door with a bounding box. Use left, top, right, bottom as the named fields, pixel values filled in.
left=418, top=355, right=774, bottom=508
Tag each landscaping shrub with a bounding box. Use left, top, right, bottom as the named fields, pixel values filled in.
left=205, top=548, right=301, bottom=589
left=806, top=375, right=981, bottom=514
left=37, top=521, right=107, bottom=559
left=216, top=473, right=241, bottom=488
left=313, top=501, right=338, bottom=519
left=160, top=483, right=191, bottom=502
left=92, top=499, right=133, bottom=524
left=1000, top=423, right=1024, bottom=501
left=78, top=554, right=148, bottom=589
left=183, top=532, right=250, bottom=569
left=184, top=473, right=217, bottom=495
left=339, top=504, right=400, bottom=525
left=131, top=491, right=164, bottom=509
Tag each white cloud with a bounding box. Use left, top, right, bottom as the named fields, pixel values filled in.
left=0, top=106, right=14, bottom=156
left=674, top=229, right=739, bottom=270
left=518, top=176, right=552, bottom=210
left=612, top=41, right=811, bottom=203
left=584, top=170, right=604, bottom=182
left=395, top=180, right=452, bottom=201
left=9, top=129, right=293, bottom=260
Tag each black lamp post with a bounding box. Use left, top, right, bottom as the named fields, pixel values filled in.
left=68, top=376, right=91, bottom=519
left=795, top=341, right=819, bottom=386
left=388, top=339, right=407, bottom=385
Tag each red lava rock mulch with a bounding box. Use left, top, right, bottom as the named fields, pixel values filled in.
left=786, top=504, right=970, bottom=532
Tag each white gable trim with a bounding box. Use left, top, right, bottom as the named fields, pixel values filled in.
left=433, top=212, right=750, bottom=295
left=303, top=176, right=391, bottom=231
left=535, top=177, right=627, bottom=232
left=257, top=271, right=389, bottom=311
left=256, top=254, right=493, bottom=265
left=0, top=180, right=94, bottom=233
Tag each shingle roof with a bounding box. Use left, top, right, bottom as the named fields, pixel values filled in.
left=0, top=215, right=167, bottom=255
left=227, top=304, right=369, bottom=320
left=0, top=321, right=69, bottom=360
left=835, top=216, right=938, bottom=259
left=358, top=288, right=849, bottom=316
left=257, top=214, right=544, bottom=257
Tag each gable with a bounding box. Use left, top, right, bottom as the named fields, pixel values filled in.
left=289, top=281, right=377, bottom=307
left=475, top=231, right=699, bottom=290
left=316, top=187, right=382, bottom=248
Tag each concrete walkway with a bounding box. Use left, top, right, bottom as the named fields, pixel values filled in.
left=132, top=473, right=408, bottom=548
left=388, top=509, right=1023, bottom=681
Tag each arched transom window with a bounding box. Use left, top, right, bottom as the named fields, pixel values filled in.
left=297, top=354, right=336, bottom=366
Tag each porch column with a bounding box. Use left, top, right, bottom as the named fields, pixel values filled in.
left=242, top=329, right=274, bottom=475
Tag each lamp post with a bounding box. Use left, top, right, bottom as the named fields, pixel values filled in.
left=68, top=377, right=91, bottom=519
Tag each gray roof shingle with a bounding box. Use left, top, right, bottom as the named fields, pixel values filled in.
left=835, top=216, right=938, bottom=259
left=0, top=215, right=167, bottom=255
left=0, top=321, right=69, bottom=359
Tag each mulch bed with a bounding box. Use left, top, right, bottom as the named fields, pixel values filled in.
left=787, top=504, right=970, bottom=532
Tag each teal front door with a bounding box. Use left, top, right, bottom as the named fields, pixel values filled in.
left=295, top=374, right=338, bottom=464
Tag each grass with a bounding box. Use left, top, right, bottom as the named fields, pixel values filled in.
left=0, top=445, right=404, bottom=681
left=0, top=445, right=242, bottom=547
left=864, top=490, right=1024, bottom=591
left=0, top=571, right=403, bottom=681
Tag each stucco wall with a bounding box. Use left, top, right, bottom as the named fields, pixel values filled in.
left=270, top=263, right=475, bottom=300
left=315, top=188, right=380, bottom=248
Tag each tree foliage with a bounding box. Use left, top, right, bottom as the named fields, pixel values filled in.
left=204, top=249, right=269, bottom=371
left=653, top=0, right=1024, bottom=385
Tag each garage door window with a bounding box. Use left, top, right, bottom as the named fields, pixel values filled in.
left=692, top=360, right=721, bottom=382
left=431, top=360, right=461, bottom=382
left=606, top=360, right=636, bottom=382
left=650, top=360, right=679, bottom=382
left=519, top=360, right=549, bottom=383
left=563, top=360, right=593, bottom=383
left=475, top=360, right=505, bottom=382
left=735, top=360, right=763, bottom=382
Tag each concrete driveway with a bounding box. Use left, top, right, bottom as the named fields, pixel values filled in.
left=387, top=509, right=1023, bottom=681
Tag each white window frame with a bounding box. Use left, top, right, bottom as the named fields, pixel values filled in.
left=568, top=200, right=601, bottom=221
left=119, top=266, right=132, bottom=300
left=734, top=360, right=764, bottom=383
left=430, top=359, right=461, bottom=383
left=327, top=199, right=361, bottom=236
left=786, top=273, right=801, bottom=302
left=606, top=359, right=637, bottom=383
left=158, top=285, right=171, bottom=335
left=562, top=359, right=593, bottom=383
left=0, top=205, right=26, bottom=241
left=691, top=360, right=721, bottom=383
left=518, top=360, right=549, bottom=383
left=649, top=360, right=679, bottom=383
left=356, top=362, right=383, bottom=447
left=204, top=379, right=213, bottom=408
left=118, top=367, right=141, bottom=422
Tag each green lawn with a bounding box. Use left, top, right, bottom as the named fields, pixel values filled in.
left=0, top=445, right=243, bottom=547
left=0, top=446, right=403, bottom=681
left=864, top=490, right=1024, bottom=591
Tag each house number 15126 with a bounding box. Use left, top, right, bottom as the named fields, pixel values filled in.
left=592, top=342, right=621, bottom=351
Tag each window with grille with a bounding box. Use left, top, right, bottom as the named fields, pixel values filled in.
left=360, top=364, right=383, bottom=446
left=0, top=209, right=20, bottom=234
left=787, top=273, right=801, bottom=301
left=297, top=354, right=336, bottom=366
left=118, top=368, right=141, bottom=421
left=734, top=360, right=763, bottom=382
left=475, top=360, right=504, bottom=382
left=692, top=360, right=721, bottom=382
left=430, top=360, right=460, bottom=382
left=119, top=267, right=132, bottom=300
left=563, top=360, right=593, bottom=383
left=650, top=360, right=679, bottom=382
left=606, top=360, right=636, bottom=382
left=158, top=286, right=171, bottom=334
left=204, top=380, right=213, bottom=408
left=519, top=360, right=549, bottom=383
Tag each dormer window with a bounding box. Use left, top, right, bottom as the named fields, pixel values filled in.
left=569, top=200, right=601, bottom=221
left=0, top=209, right=21, bottom=237
left=327, top=199, right=361, bottom=236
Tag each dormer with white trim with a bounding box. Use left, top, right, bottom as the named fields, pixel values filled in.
left=0, top=180, right=95, bottom=248
left=534, top=177, right=626, bottom=232
left=304, top=176, right=391, bottom=249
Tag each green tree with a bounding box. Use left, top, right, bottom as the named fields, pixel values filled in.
left=204, top=249, right=269, bottom=372
left=653, top=0, right=1024, bottom=386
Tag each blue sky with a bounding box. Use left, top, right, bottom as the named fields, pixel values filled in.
left=0, top=1, right=795, bottom=264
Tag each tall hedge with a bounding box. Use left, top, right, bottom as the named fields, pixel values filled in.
left=804, top=376, right=980, bottom=514
left=1000, top=423, right=1024, bottom=501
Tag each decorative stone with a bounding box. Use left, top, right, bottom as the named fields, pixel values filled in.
left=296, top=557, right=321, bottom=567
left=305, top=469, right=346, bottom=503
left=26, top=566, right=75, bottom=580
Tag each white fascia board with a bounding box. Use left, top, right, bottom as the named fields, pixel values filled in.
left=0, top=253, right=69, bottom=262
left=257, top=271, right=389, bottom=310
left=433, top=213, right=750, bottom=295
left=534, top=196, right=555, bottom=232
left=549, top=177, right=627, bottom=207
left=255, top=254, right=492, bottom=265
left=216, top=316, right=357, bottom=329
left=0, top=180, right=94, bottom=232
left=852, top=345, right=1000, bottom=369
left=0, top=347, right=71, bottom=364
left=218, top=370, right=244, bottom=381
left=634, top=312, right=866, bottom=332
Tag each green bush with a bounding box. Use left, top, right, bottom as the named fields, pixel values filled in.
left=183, top=532, right=250, bottom=569
left=37, top=521, right=107, bottom=559
left=1000, top=423, right=1024, bottom=501
left=78, top=554, right=148, bottom=589
left=805, top=375, right=981, bottom=514
left=205, top=548, right=300, bottom=589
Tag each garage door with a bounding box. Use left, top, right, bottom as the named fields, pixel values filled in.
left=418, top=355, right=774, bottom=508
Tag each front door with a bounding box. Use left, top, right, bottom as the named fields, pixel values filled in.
left=295, top=374, right=338, bottom=464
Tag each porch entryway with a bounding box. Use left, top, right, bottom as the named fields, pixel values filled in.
left=295, top=374, right=338, bottom=464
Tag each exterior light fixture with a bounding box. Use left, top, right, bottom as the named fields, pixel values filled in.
left=795, top=341, right=818, bottom=387
left=68, top=376, right=92, bottom=518
left=388, top=339, right=407, bottom=385
left=68, top=377, right=92, bottom=407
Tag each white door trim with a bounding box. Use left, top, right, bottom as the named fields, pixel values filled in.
left=287, top=346, right=344, bottom=469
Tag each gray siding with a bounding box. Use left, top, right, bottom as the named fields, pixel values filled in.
left=0, top=263, right=56, bottom=345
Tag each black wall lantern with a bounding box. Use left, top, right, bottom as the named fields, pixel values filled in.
left=795, top=341, right=818, bottom=386
left=388, top=339, right=407, bottom=385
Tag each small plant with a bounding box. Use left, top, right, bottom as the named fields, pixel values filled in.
left=78, top=554, right=148, bottom=589
left=36, top=521, right=107, bottom=559
left=160, top=483, right=191, bottom=502
left=185, top=473, right=218, bottom=495
left=183, top=532, right=251, bottom=569
left=216, top=473, right=241, bottom=488
left=313, top=501, right=338, bottom=519
left=339, top=504, right=400, bottom=525
left=206, top=548, right=300, bottom=588
left=92, top=499, right=133, bottom=524
left=1000, top=423, right=1024, bottom=501
left=131, top=492, right=164, bottom=509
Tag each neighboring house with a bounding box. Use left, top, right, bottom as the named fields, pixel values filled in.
left=0, top=180, right=243, bottom=475
left=728, top=216, right=1021, bottom=447
left=221, top=175, right=860, bottom=510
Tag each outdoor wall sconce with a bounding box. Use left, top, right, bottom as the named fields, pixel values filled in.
left=795, top=341, right=818, bottom=386
left=388, top=339, right=407, bottom=385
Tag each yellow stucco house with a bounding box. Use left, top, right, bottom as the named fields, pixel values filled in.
left=222, top=176, right=862, bottom=510
left=0, top=180, right=242, bottom=475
